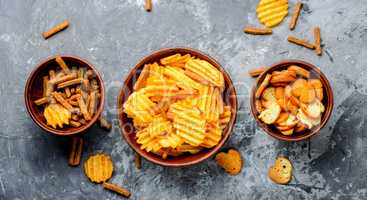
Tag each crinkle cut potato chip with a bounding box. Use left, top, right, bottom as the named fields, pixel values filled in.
left=123, top=53, right=232, bottom=158
left=256, top=0, right=288, bottom=28
left=84, top=154, right=114, bottom=183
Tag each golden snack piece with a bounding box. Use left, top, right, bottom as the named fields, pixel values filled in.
left=215, top=149, right=242, bottom=175
left=44, top=103, right=71, bottom=129
left=55, top=56, right=71, bottom=75
left=134, top=152, right=142, bottom=169
left=314, top=27, right=322, bottom=56
left=289, top=2, right=302, bottom=30
left=243, top=27, right=272, bottom=35
left=258, top=102, right=281, bottom=124
left=255, top=74, right=272, bottom=99
left=248, top=67, right=267, bottom=77
left=68, top=137, right=83, bottom=166
left=144, top=0, right=152, bottom=12
left=287, top=36, right=315, bottom=49
left=256, top=0, right=288, bottom=28
left=99, top=116, right=112, bottom=131
left=103, top=182, right=131, bottom=198
left=84, top=154, right=114, bottom=183
left=42, top=20, right=69, bottom=39
left=268, top=157, right=293, bottom=184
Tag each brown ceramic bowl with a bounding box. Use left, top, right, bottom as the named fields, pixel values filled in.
left=250, top=60, right=333, bottom=141
left=25, top=55, right=105, bottom=136
left=117, top=47, right=237, bottom=167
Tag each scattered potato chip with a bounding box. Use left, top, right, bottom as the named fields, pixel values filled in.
left=256, top=0, right=288, bottom=28
left=84, top=154, right=113, bottom=183
left=215, top=149, right=242, bottom=175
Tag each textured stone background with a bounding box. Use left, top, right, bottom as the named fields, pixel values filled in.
left=1, top=0, right=367, bottom=199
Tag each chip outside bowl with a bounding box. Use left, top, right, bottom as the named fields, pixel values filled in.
left=24, top=55, right=105, bottom=136
left=117, top=47, right=238, bottom=167
left=250, top=60, right=334, bottom=142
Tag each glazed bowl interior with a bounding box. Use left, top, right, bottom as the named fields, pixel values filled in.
left=117, top=47, right=237, bottom=167
left=250, top=60, right=333, bottom=142
left=25, top=55, right=105, bottom=136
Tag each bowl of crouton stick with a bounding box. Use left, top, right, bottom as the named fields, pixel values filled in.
left=250, top=60, right=333, bottom=142
left=117, top=47, right=237, bottom=167
left=25, top=55, right=105, bottom=135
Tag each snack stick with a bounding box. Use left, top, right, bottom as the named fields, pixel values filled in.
left=184, top=69, right=210, bottom=85
left=43, top=76, right=49, bottom=97
left=243, top=27, right=272, bottom=35
left=288, top=65, right=310, bottom=78
left=55, top=56, right=71, bottom=75
left=77, top=96, right=91, bottom=121
left=85, top=94, right=91, bottom=113
left=88, top=91, right=97, bottom=116
left=77, top=68, right=85, bottom=78
left=68, top=100, right=79, bottom=106
left=68, top=94, right=81, bottom=101
left=289, top=2, right=302, bottom=30
left=42, top=20, right=69, bottom=39
left=65, top=87, right=71, bottom=98
left=70, top=88, right=75, bottom=94
left=314, top=27, right=322, bottom=56
left=57, top=78, right=83, bottom=89
left=71, top=66, right=78, bottom=74
left=52, top=92, right=74, bottom=111
left=134, top=152, right=142, bottom=169
left=103, top=182, right=131, bottom=198
left=49, top=70, right=56, bottom=79
left=34, top=97, right=49, bottom=105
left=287, top=36, right=315, bottom=49
left=270, top=74, right=296, bottom=84
left=99, top=116, right=112, bottom=130
left=248, top=67, right=267, bottom=77
left=79, top=118, right=87, bottom=124
left=71, top=114, right=79, bottom=121
left=60, top=92, right=67, bottom=99
left=68, top=137, right=83, bottom=166
left=84, top=69, right=94, bottom=80
left=70, top=120, right=81, bottom=127
left=134, top=64, right=150, bottom=91
left=255, top=74, right=272, bottom=98
left=82, top=79, right=91, bottom=92
left=144, top=0, right=152, bottom=12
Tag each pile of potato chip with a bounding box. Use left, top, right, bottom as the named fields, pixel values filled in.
left=123, top=53, right=232, bottom=159
left=255, top=65, right=325, bottom=135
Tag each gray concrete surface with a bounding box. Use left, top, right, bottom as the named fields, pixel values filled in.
left=1, top=0, right=367, bottom=199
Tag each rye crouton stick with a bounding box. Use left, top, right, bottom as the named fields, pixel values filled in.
left=287, top=36, right=315, bottom=49
left=314, top=27, right=322, bottom=56
left=55, top=56, right=71, bottom=74
left=43, top=76, right=49, bottom=97
left=68, top=137, right=83, bottom=166
left=42, top=20, right=69, bottom=39
left=65, top=87, right=71, bottom=98
left=255, top=74, right=272, bottom=98
left=57, top=78, right=83, bottom=89
left=103, top=182, right=131, bottom=198
left=77, top=96, right=91, bottom=121
left=88, top=91, right=97, bottom=116
left=135, top=152, right=142, bottom=169
left=248, top=67, right=267, bottom=77
left=34, top=97, right=48, bottom=105
left=243, top=27, right=272, bottom=35
left=289, top=2, right=302, bottom=30
left=99, top=116, right=112, bottom=130
left=49, top=73, right=77, bottom=85
left=144, top=0, right=152, bottom=12
left=52, top=92, right=74, bottom=111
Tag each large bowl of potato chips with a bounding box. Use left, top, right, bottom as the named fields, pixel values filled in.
left=117, top=48, right=237, bottom=167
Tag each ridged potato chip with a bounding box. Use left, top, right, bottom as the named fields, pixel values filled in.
left=84, top=154, right=113, bottom=183
left=44, top=103, right=71, bottom=129
left=256, top=0, right=288, bottom=28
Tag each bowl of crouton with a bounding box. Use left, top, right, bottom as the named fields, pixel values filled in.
left=250, top=60, right=333, bottom=141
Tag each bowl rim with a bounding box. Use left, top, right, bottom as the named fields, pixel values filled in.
left=117, top=47, right=238, bottom=167
left=250, top=59, right=334, bottom=142
left=24, top=54, right=105, bottom=136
